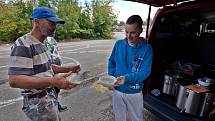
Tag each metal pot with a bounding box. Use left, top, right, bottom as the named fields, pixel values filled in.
left=176, top=80, right=196, bottom=111
left=176, top=84, right=188, bottom=111
left=184, top=89, right=215, bottom=117
left=162, top=70, right=185, bottom=96
left=162, top=75, right=178, bottom=96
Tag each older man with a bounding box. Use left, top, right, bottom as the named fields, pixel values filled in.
left=8, top=7, right=79, bottom=121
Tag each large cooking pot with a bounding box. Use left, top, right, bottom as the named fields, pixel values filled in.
left=162, top=70, right=185, bottom=96
left=184, top=90, right=215, bottom=117
left=176, top=78, right=215, bottom=117
left=176, top=84, right=187, bottom=111
left=176, top=79, right=196, bottom=111
left=162, top=75, right=178, bottom=96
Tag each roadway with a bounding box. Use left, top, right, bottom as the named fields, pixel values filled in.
left=0, top=32, right=159, bottom=121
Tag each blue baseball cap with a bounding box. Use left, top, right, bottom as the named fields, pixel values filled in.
left=31, top=7, right=65, bottom=24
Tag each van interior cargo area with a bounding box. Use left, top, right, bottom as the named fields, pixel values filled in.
left=146, top=2, right=215, bottom=121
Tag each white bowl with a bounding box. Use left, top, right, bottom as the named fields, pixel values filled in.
left=99, top=75, right=117, bottom=87
left=198, top=80, right=211, bottom=87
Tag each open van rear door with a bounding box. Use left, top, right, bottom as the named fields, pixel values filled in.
left=126, top=0, right=196, bottom=7
left=125, top=0, right=199, bottom=38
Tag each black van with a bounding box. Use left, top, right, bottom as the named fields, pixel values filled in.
left=128, top=0, right=215, bottom=121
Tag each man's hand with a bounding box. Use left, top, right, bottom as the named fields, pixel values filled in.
left=57, top=71, right=73, bottom=78
left=68, top=65, right=81, bottom=73
left=114, top=76, right=125, bottom=86
left=52, top=76, right=79, bottom=89
left=51, top=64, right=81, bottom=74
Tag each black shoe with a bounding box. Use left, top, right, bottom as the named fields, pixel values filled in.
left=58, top=103, right=68, bottom=112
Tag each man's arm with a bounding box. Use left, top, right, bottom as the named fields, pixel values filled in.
left=51, top=64, right=81, bottom=74
left=108, top=43, right=117, bottom=76
left=9, top=75, right=77, bottom=89
left=125, top=47, right=153, bottom=84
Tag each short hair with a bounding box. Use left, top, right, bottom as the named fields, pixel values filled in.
left=126, top=15, right=143, bottom=28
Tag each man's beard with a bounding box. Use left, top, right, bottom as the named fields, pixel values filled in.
left=42, top=29, right=55, bottom=37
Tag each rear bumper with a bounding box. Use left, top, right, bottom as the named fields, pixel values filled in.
left=143, top=94, right=206, bottom=121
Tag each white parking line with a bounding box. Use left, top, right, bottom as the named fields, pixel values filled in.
left=0, top=65, right=8, bottom=69
left=0, top=102, right=16, bottom=108
left=0, top=55, right=9, bottom=59
left=59, top=44, right=84, bottom=49
left=0, top=65, right=8, bottom=72
left=61, top=56, right=81, bottom=65
left=0, top=41, right=112, bottom=109
left=0, top=48, right=10, bottom=51
left=0, top=56, right=81, bottom=108
left=0, top=72, right=107, bottom=109
left=0, top=52, right=10, bottom=56
left=60, top=45, right=90, bottom=53
left=61, top=50, right=110, bottom=55
left=0, top=97, right=23, bottom=108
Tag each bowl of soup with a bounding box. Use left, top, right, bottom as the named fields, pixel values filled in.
left=99, top=75, right=117, bottom=87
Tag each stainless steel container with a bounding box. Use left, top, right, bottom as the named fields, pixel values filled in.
left=184, top=90, right=215, bottom=117
left=162, top=75, right=179, bottom=96
left=176, top=79, right=196, bottom=111
left=176, top=85, right=187, bottom=111
left=162, top=70, right=186, bottom=96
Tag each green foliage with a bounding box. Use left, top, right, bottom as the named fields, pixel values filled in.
left=56, top=0, right=81, bottom=40
left=92, top=0, right=117, bottom=39
left=118, top=21, right=125, bottom=26
left=78, top=2, right=94, bottom=39
left=38, top=0, right=51, bottom=7
left=0, top=0, right=117, bottom=43
left=0, top=0, right=33, bottom=43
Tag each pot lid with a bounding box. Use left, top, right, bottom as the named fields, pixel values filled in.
left=187, top=84, right=209, bottom=93
left=125, top=0, right=198, bottom=7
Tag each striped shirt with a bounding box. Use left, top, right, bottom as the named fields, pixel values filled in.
left=8, top=33, right=54, bottom=95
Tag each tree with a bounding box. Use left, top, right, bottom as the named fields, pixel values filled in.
left=91, top=0, right=117, bottom=39
left=0, top=0, right=33, bottom=43
left=78, top=1, right=94, bottom=39
left=0, top=0, right=118, bottom=43
left=118, top=21, right=125, bottom=26
left=56, top=0, right=81, bottom=40
left=38, top=0, right=51, bottom=7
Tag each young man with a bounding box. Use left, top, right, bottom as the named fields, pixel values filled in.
left=108, top=15, right=153, bottom=121
left=8, top=7, right=79, bottom=121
